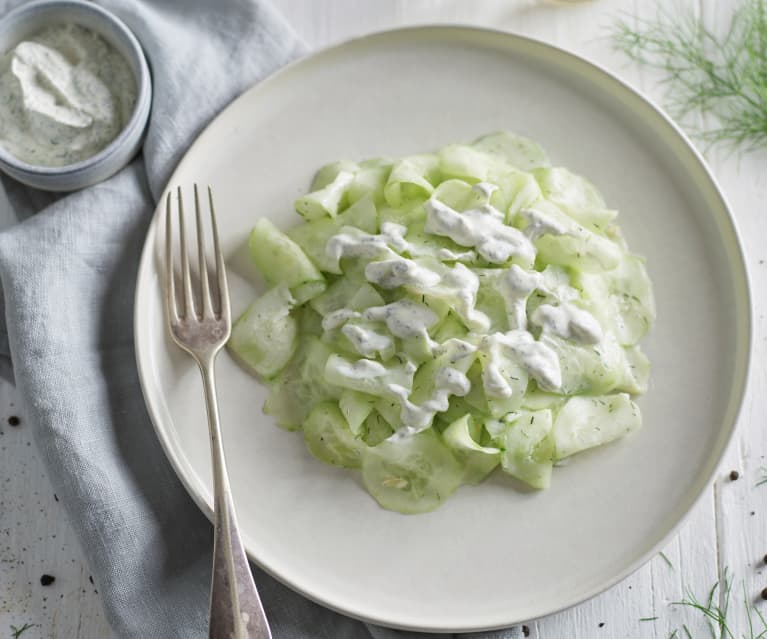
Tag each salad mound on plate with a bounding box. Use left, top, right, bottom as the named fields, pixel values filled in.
left=228, top=131, right=655, bottom=514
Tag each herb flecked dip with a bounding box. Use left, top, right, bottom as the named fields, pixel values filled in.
left=0, top=23, right=136, bottom=166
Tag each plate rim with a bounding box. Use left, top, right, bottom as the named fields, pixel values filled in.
left=133, top=24, right=753, bottom=632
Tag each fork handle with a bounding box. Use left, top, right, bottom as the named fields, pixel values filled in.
left=200, top=359, right=272, bottom=639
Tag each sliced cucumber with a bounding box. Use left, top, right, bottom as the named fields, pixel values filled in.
left=338, top=390, right=376, bottom=435
left=361, top=411, right=395, bottom=446
left=472, top=131, right=550, bottom=171
left=443, top=414, right=500, bottom=484
left=263, top=337, right=339, bottom=428
left=438, top=144, right=502, bottom=183
left=310, top=160, right=359, bottom=191
left=303, top=402, right=365, bottom=468
left=384, top=154, right=440, bottom=207
left=501, top=409, right=554, bottom=489
left=288, top=195, right=378, bottom=273
left=362, top=430, right=462, bottom=513
left=228, top=285, right=297, bottom=378
left=553, top=393, right=640, bottom=459
left=347, top=158, right=392, bottom=206
left=534, top=167, right=617, bottom=231
left=249, top=218, right=325, bottom=304
left=295, top=170, right=355, bottom=220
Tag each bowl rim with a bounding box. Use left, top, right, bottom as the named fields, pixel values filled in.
left=0, top=0, right=152, bottom=176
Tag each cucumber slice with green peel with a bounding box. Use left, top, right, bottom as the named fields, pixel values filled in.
left=487, top=170, right=542, bottom=223
left=431, top=179, right=480, bottom=210
left=620, top=345, right=651, bottom=395
left=296, top=170, right=355, bottom=220
left=228, top=285, right=297, bottom=379
left=475, top=270, right=510, bottom=333
left=443, top=414, right=500, bottom=484
left=501, top=409, right=554, bottom=489
left=347, top=158, right=392, bottom=206
left=542, top=332, right=627, bottom=396
left=310, top=160, right=359, bottom=191
left=303, top=402, right=365, bottom=469
left=310, top=275, right=375, bottom=316
left=430, top=313, right=469, bottom=344
left=533, top=167, right=617, bottom=231
left=288, top=195, right=378, bottom=273
left=609, top=254, right=655, bottom=345
left=535, top=232, right=623, bottom=273
left=338, top=390, right=378, bottom=436
left=521, top=389, right=567, bottom=412
left=263, top=337, right=340, bottom=428
left=472, top=131, right=550, bottom=171
left=438, top=144, right=503, bottom=183
left=248, top=218, right=326, bottom=304
left=361, top=411, right=395, bottom=446
left=438, top=395, right=480, bottom=427
left=374, top=396, right=401, bottom=430
left=384, top=154, right=440, bottom=208
left=553, top=393, right=640, bottom=459
left=575, top=254, right=655, bottom=346
left=362, top=429, right=463, bottom=513
left=296, top=305, right=324, bottom=338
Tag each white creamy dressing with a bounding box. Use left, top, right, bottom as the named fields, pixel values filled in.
left=531, top=303, right=603, bottom=344
left=497, top=264, right=545, bottom=331
left=437, top=247, right=476, bottom=262
left=363, top=299, right=438, bottom=339
left=0, top=24, right=136, bottom=166
left=387, top=340, right=476, bottom=435
left=492, top=331, right=563, bottom=392
left=341, top=323, right=393, bottom=358
left=424, top=198, right=536, bottom=265
left=323, top=181, right=605, bottom=435
left=519, top=205, right=573, bottom=240
left=334, top=358, right=389, bottom=379
left=434, top=262, right=490, bottom=332
left=364, top=257, right=441, bottom=289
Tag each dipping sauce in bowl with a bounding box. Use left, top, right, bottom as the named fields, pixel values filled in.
left=0, top=0, right=151, bottom=191
left=0, top=23, right=137, bottom=167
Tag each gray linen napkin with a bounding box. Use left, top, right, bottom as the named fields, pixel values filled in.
left=0, top=1, right=524, bottom=637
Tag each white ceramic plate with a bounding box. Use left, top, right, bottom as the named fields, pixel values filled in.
left=135, top=27, right=751, bottom=632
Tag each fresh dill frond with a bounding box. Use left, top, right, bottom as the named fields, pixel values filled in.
left=612, top=0, right=767, bottom=150
left=10, top=624, right=35, bottom=639
left=756, top=465, right=767, bottom=487
left=659, top=550, right=674, bottom=569
left=640, top=616, right=659, bottom=621
left=671, top=568, right=735, bottom=639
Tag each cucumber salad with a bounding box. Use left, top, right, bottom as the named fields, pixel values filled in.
left=228, top=132, right=655, bottom=514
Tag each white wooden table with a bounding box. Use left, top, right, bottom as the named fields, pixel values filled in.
left=1, top=1, right=766, bottom=637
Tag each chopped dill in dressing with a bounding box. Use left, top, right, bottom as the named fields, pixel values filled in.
left=0, top=23, right=136, bottom=166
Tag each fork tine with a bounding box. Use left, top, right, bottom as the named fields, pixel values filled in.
left=164, top=192, right=178, bottom=323
left=194, top=184, right=213, bottom=318
left=177, top=186, right=197, bottom=319
left=208, top=186, right=230, bottom=320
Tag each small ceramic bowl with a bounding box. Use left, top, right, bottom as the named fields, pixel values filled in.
left=0, top=0, right=152, bottom=191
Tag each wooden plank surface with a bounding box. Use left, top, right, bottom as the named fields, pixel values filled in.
left=1, top=1, right=765, bottom=637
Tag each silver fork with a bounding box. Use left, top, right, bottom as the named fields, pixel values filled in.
left=164, top=185, right=271, bottom=639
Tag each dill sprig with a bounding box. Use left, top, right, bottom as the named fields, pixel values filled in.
left=669, top=569, right=767, bottom=639
left=659, top=550, right=675, bottom=569
left=756, top=465, right=767, bottom=487
left=671, top=568, right=734, bottom=638
left=612, top=0, right=767, bottom=150
left=10, top=624, right=35, bottom=639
